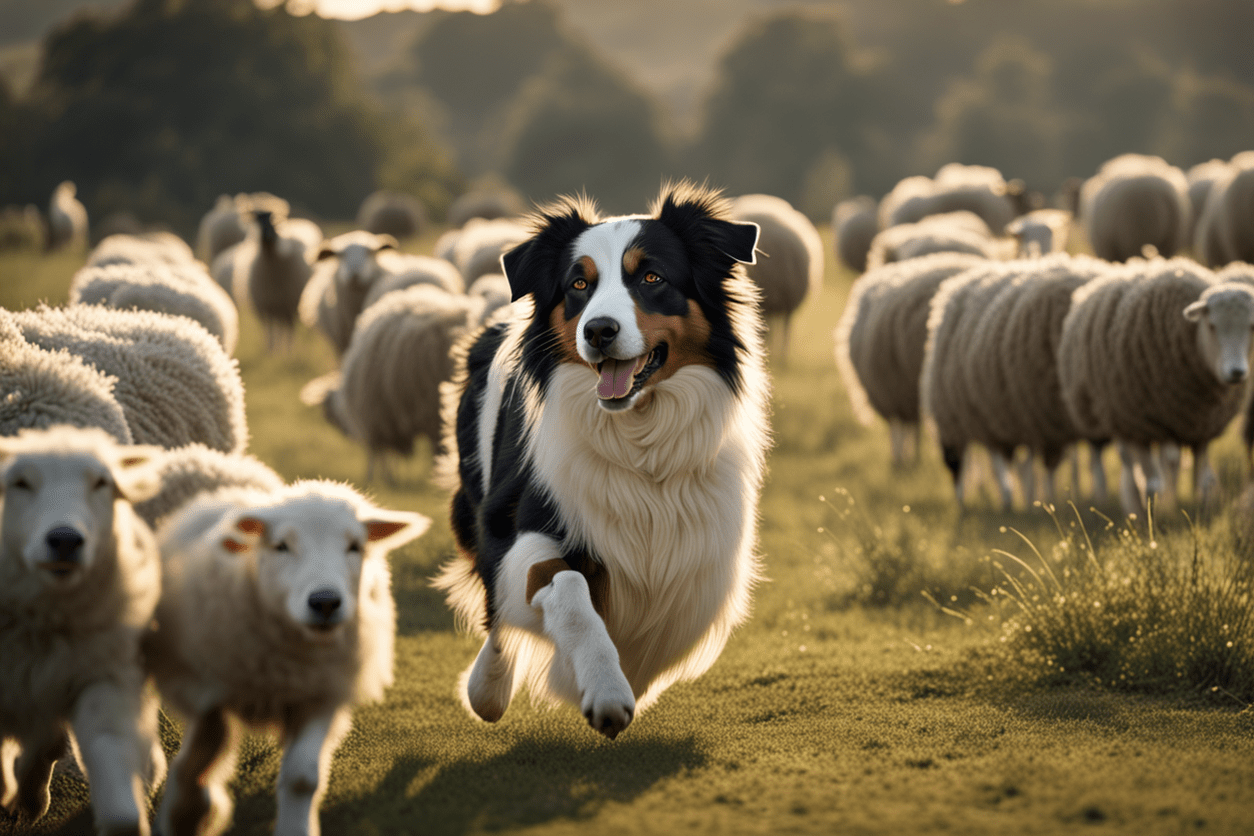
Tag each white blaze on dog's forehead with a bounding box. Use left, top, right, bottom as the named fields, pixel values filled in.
left=573, top=219, right=646, bottom=360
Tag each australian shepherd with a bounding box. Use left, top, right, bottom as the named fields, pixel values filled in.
left=435, top=182, right=770, bottom=739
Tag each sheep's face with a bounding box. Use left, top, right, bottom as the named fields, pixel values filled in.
left=0, top=432, right=160, bottom=585
left=1185, top=285, right=1254, bottom=385
left=334, top=243, right=387, bottom=291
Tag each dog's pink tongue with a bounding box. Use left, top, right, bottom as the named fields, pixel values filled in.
left=598, top=359, right=635, bottom=399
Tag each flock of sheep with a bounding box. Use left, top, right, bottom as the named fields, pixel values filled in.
left=835, top=152, right=1254, bottom=516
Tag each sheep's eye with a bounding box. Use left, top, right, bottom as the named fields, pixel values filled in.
left=572, top=278, right=588, bottom=291
left=12, top=477, right=31, bottom=491
left=93, top=476, right=110, bottom=491
left=274, top=540, right=290, bottom=553
left=643, top=272, right=662, bottom=285
left=348, top=540, right=362, bottom=554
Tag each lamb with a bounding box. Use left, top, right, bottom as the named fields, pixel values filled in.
left=298, top=231, right=400, bottom=356
left=1057, top=257, right=1254, bottom=515
left=196, top=195, right=249, bottom=263
left=0, top=323, right=132, bottom=444
left=47, top=180, right=88, bottom=251
left=357, top=190, right=427, bottom=240
left=236, top=208, right=323, bottom=353
left=1079, top=153, right=1191, bottom=262
left=879, top=164, right=1017, bottom=233
left=147, top=481, right=429, bottom=836
left=1193, top=151, right=1254, bottom=268
left=832, top=195, right=878, bottom=273
left=450, top=217, right=530, bottom=285
left=70, top=260, right=240, bottom=355
left=0, top=426, right=166, bottom=835
left=920, top=254, right=1113, bottom=508
left=835, top=252, right=986, bottom=467
left=446, top=186, right=524, bottom=228
left=131, top=444, right=284, bottom=531
left=865, top=210, right=1009, bottom=271
left=730, top=193, right=824, bottom=358
left=5, top=304, right=248, bottom=454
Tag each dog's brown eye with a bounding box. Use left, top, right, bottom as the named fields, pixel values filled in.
left=643, top=273, right=662, bottom=284
left=572, top=278, right=588, bottom=291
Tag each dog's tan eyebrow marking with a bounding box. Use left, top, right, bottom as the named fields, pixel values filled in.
left=578, top=256, right=598, bottom=281
left=622, top=246, right=645, bottom=276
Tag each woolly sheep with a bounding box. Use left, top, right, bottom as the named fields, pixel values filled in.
left=131, top=443, right=284, bottom=530
left=361, top=254, right=465, bottom=310
left=87, top=232, right=196, bottom=268
left=832, top=195, right=878, bottom=273
left=47, top=181, right=88, bottom=251
left=451, top=217, right=531, bottom=285
left=357, top=190, right=428, bottom=240
left=730, top=193, right=823, bottom=358
left=70, top=260, right=240, bottom=355
left=467, top=273, right=512, bottom=322
left=237, top=209, right=323, bottom=353
left=1005, top=209, right=1072, bottom=257
left=446, top=186, right=524, bottom=228
left=6, top=305, right=248, bottom=454
left=298, top=231, right=400, bottom=356
left=920, top=254, right=1112, bottom=508
left=147, top=481, right=428, bottom=836
left=879, top=164, right=1017, bottom=233
left=0, top=426, right=166, bottom=834
left=433, top=227, right=460, bottom=264
left=1058, top=258, right=1254, bottom=514
left=835, top=252, right=986, bottom=467
left=0, top=325, right=132, bottom=444
left=1193, top=151, right=1254, bottom=268
left=1186, top=158, right=1229, bottom=244
left=865, top=210, right=1007, bottom=271
left=196, top=195, right=249, bottom=263
left=1079, top=153, right=1191, bottom=262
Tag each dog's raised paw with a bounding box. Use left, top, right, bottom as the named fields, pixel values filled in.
left=581, top=678, right=635, bottom=740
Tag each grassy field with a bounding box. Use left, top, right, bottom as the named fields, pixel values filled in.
left=1, top=233, right=1252, bottom=836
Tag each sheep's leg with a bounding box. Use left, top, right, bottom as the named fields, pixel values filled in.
left=1117, top=443, right=1141, bottom=517
left=942, top=444, right=965, bottom=506
left=1090, top=440, right=1109, bottom=503
left=465, top=627, right=518, bottom=722
left=1160, top=443, right=1182, bottom=505
left=274, top=707, right=351, bottom=836
left=990, top=449, right=1015, bottom=511
left=1070, top=445, right=1082, bottom=499
left=1017, top=452, right=1036, bottom=508
left=908, top=422, right=921, bottom=467
left=490, top=532, right=634, bottom=739
left=136, top=688, right=166, bottom=791
left=158, top=707, right=238, bottom=836
left=1193, top=443, right=1220, bottom=510
left=889, top=420, right=906, bottom=469
left=0, top=737, right=17, bottom=810
left=71, top=679, right=148, bottom=836
left=11, top=728, right=68, bottom=820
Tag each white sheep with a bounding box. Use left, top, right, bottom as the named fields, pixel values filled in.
left=879, top=164, right=1017, bottom=233
left=87, top=232, right=196, bottom=268
left=1058, top=257, right=1254, bottom=515
left=450, top=217, right=531, bottom=285
left=1005, top=209, right=1072, bottom=257
left=832, top=195, right=878, bottom=274
left=865, top=210, right=1009, bottom=271
left=835, top=252, right=986, bottom=467
left=0, top=322, right=133, bottom=445
left=1193, top=151, right=1254, bottom=268
left=730, top=193, right=824, bottom=358
left=446, top=186, right=524, bottom=228
left=70, top=259, right=240, bottom=355
left=921, top=254, right=1113, bottom=508
left=235, top=208, right=323, bottom=353
left=0, top=426, right=166, bottom=835
left=47, top=181, right=88, bottom=251
left=1186, top=158, right=1230, bottom=245
left=298, top=230, right=400, bottom=356
left=6, top=305, right=248, bottom=454
left=356, top=190, right=427, bottom=240
left=147, top=481, right=429, bottom=836
left=196, top=195, right=249, bottom=263
left=1079, top=153, right=1191, bottom=262
left=360, top=254, right=465, bottom=310
left=131, top=444, right=284, bottom=531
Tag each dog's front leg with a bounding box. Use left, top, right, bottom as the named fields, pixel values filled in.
left=497, top=533, right=635, bottom=739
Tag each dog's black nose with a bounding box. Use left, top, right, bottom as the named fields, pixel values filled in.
left=584, top=317, right=619, bottom=351
left=308, top=589, right=342, bottom=619
left=45, top=527, right=84, bottom=562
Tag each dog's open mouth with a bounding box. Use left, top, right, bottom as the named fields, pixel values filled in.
left=595, top=343, right=668, bottom=404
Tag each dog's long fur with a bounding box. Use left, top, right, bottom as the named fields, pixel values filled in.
left=434, top=182, right=770, bottom=737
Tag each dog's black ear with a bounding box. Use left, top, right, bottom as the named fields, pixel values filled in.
left=715, top=219, right=759, bottom=265
left=501, top=239, right=539, bottom=303
left=501, top=198, right=597, bottom=304
left=654, top=182, right=759, bottom=275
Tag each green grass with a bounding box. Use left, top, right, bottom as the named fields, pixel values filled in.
left=1, top=234, right=1252, bottom=835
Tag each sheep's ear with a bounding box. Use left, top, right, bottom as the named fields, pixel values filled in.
left=315, top=244, right=338, bottom=261
left=112, top=445, right=164, bottom=503
left=1184, top=300, right=1208, bottom=322
left=362, top=510, right=431, bottom=550
left=376, top=235, right=399, bottom=252
left=223, top=515, right=266, bottom=555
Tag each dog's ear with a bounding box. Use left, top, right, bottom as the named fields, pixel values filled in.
left=717, top=220, right=759, bottom=265
left=502, top=197, right=597, bottom=303
left=654, top=184, right=759, bottom=268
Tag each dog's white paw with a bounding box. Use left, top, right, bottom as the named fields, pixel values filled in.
left=580, top=672, right=635, bottom=740
left=465, top=636, right=515, bottom=723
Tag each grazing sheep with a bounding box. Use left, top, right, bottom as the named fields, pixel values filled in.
left=835, top=252, right=986, bottom=467
left=0, top=426, right=166, bottom=835
left=1058, top=258, right=1254, bottom=514
left=147, top=481, right=429, bottom=836
left=70, top=260, right=240, bottom=355
left=131, top=444, right=283, bottom=530
left=451, top=217, right=530, bottom=285
left=433, top=227, right=461, bottom=265
left=1186, top=159, right=1229, bottom=244
left=1005, top=209, right=1072, bottom=257
left=0, top=205, right=47, bottom=251
left=1193, top=151, right=1254, bottom=268
left=1079, top=153, right=1191, bottom=262
left=832, top=195, right=878, bottom=274
left=880, top=164, right=1017, bottom=233
left=921, top=255, right=1112, bottom=508
left=356, top=190, right=428, bottom=240
left=6, top=305, right=248, bottom=454
left=238, top=209, right=322, bottom=353
left=47, top=181, right=88, bottom=251
left=865, top=210, right=1008, bottom=271
left=361, top=254, right=465, bottom=310
left=196, top=195, right=249, bottom=263
left=87, top=232, right=196, bottom=268
left=730, top=193, right=824, bottom=358
left=298, top=231, right=399, bottom=356
left=446, top=187, right=524, bottom=228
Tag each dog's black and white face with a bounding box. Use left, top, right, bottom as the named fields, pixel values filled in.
left=503, top=184, right=760, bottom=411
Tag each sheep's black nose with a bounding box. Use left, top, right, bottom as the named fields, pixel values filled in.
left=45, top=527, right=84, bottom=562
left=308, top=589, right=342, bottom=620
left=584, top=317, right=619, bottom=351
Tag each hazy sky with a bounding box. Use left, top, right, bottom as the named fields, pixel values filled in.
left=272, top=0, right=499, bottom=17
